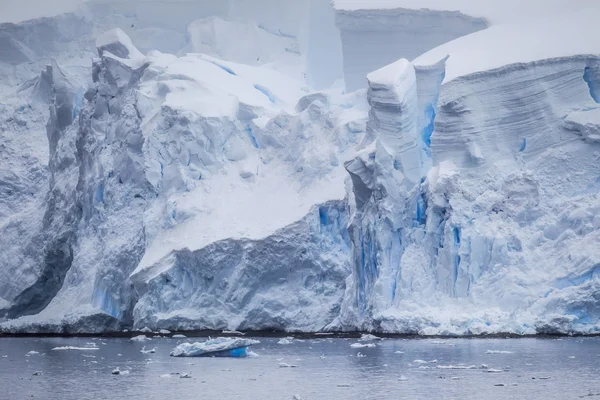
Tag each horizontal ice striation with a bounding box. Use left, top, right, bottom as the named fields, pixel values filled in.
left=430, top=57, right=600, bottom=168
left=334, top=7, right=486, bottom=92
left=131, top=201, right=350, bottom=332
left=337, top=9, right=600, bottom=334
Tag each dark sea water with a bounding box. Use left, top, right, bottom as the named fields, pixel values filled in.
left=1, top=335, right=599, bottom=400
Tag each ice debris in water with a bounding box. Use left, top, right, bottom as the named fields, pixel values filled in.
left=111, top=368, right=131, bottom=375
left=52, top=346, right=99, bottom=351
left=398, top=375, right=408, bottom=381
left=180, top=373, right=192, bottom=379
left=140, top=347, right=156, bottom=354
left=413, top=359, right=437, bottom=364
left=222, top=330, right=246, bottom=336
left=356, top=352, right=367, bottom=358
left=437, top=365, right=477, bottom=370
left=159, top=329, right=171, bottom=335
left=279, top=362, right=298, bottom=368
left=350, top=343, right=376, bottom=348
left=278, top=337, right=294, bottom=345
left=358, top=334, right=381, bottom=342
left=395, top=351, right=405, bottom=354
left=170, top=337, right=260, bottom=357
left=26, top=351, right=40, bottom=356
left=139, top=327, right=152, bottom=333
left=130, top=335, right=150, bottom=342
left=32, top=371, right=42, bottom=376
left=486, top=350, right=513, bottom=354
left=172, top=334, right=187, bottom=338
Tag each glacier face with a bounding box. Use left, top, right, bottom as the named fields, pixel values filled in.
left=1, top=1, right=600, bottom=336
left=333, top=12, right=600, bottom=334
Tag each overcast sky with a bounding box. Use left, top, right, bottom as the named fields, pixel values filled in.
left=0, top=0, right=81, bottom=23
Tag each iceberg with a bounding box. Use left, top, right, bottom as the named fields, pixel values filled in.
left=170, top=337, right=260, bottom=358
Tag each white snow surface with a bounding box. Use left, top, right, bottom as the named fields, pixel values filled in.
left=414, top=7, right=600, bottom=84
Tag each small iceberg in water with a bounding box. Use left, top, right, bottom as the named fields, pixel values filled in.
left=170, top=337, right=260, bottom=358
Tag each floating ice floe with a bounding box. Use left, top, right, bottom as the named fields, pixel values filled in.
left=358, top=334, right=381, bottom=342
left=51, top=346, right=99, bottom=351
left=398, top=375, right=408, bottom=381
left=222, top=330, right=245, bottom=336
left=25, top=351, right=40, bottom=356
left=130, top=335, right=150, bottom=342
left=172, top=334, right=187, bottom=338
left=350, top=343, right=376, bottom=348
left=485, top=350, right=513, bottom=354
left=159, top=329, right=171, bottom=335
left=139, top=327, right=152, bottom=333
left=278, top=337, right=294, bottom=345
left=111, top=367, right=129, bottom=375
left=279, top=362, right=298, bottom=368
left=413, top=359, right=437, bottom=364
left=437, top=365, right=477, bottom=370
left=140, top=347, right=156, bottom=354
left=170, top=337, right=260, bottom=357
left=356, top=352, right=367, bottom=358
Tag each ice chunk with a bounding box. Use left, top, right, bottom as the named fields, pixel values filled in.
left=51, top=346, right=99, bottom=351
left=358, top=334, right=381, bottom=342
left=140, top=347, right=156, bottom=354
left=278, top=337, right=294, bottom=345
left=222, top=330, right=245, bottom=336
left=111, top=367, right=129, bottom=375
left=279, top=363, right=299, bottom=368
left=350, top=343, right=375, bottom=348
left=485, top=350, right=513, bottom=354
left=130, top=335, right=151, bottom=342
left=170, top=337, right=260, bottom=358
left=159, top=329, right=171, bottom=335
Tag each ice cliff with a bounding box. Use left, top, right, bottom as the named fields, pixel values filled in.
left=1, top=1, right=600, bottom=335
left=332, top=6, right=600, bottom=335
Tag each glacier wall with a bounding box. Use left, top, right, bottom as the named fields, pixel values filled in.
left=2, top=3, right=600, bottom=336
left=337, top=54, right=600, bottom=335
left=131, top=201, right=350, bottom=332
left=0, top=26, right=364, bottom=333
left=335, top=8, right=487, bottom=92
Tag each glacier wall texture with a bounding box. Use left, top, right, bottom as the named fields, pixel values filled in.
left=335, top=55, right=600, bottom=335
